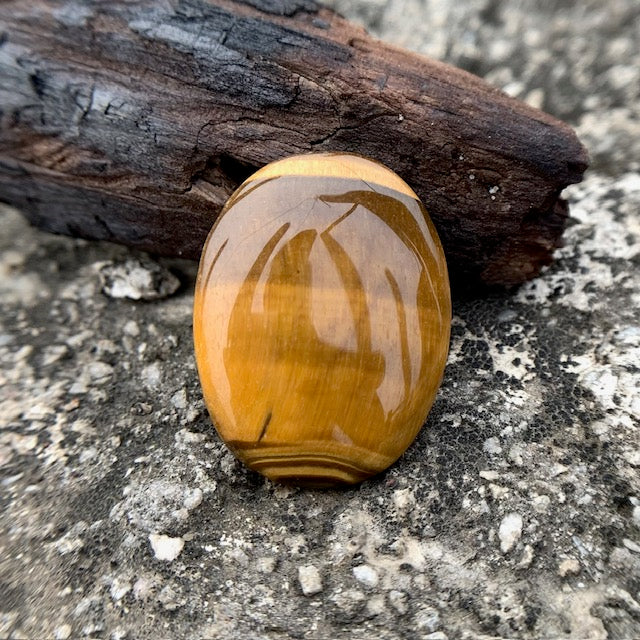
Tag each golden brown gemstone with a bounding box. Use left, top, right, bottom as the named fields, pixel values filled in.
left=193, top=153, right=451, bottom=486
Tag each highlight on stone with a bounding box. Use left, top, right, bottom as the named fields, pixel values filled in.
left=193, top=153, right=451, bottom=486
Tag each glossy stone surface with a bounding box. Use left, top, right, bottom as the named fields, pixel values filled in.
left=193, top=153, right=451, bottom=486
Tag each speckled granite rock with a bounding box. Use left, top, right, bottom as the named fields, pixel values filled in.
left=1, top=1, right=639, bottom=639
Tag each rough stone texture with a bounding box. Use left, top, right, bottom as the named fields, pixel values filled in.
left=0, top=1, right=639, bottom=639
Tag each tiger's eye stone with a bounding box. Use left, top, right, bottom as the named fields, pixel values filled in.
left=193, top=153, right=451, bottom=486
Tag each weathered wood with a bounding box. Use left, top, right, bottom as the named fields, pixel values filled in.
left=0, top=0, right=588, bottom=287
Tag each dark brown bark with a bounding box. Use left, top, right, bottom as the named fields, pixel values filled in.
left=0, top=0, right=588, bottom=287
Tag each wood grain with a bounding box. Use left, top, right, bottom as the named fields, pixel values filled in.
left=0, top=0, right=588, bottom=287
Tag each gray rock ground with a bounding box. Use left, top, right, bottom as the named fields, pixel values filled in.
left=1, top=1, right=639, bottom=638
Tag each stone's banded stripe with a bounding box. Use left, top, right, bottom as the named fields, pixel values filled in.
left=244, top=152, right=419, bottom=200
left=194, top=153, right=451, bottom=486
left=228, top=440, right=393, bottom=486
left=228, top=443, right=385, bottom=486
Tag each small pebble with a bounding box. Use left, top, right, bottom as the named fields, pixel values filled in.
left=388, top=589, right=409, bottom=615
left=353, top=564, right=379, bottom=587
left=133, top=577, right=155, bottom=600
left=149, top=534, right=184, bottom=561
left=110, top=578, right=131, bottom=602
left=54, top=624, right=72, bottom=640
left=298, top=565, right=322, bottom=596
left=171, top=388, right=188, bottom=410
left=183, top=488, right=203, bottom=510
left=366, top=594, right=386, bottom=617
left=518, top=545, right=535, bottom=569
left=414, top=607, right=441, bottom=633
left=558, top=557, right=581, bottom=577
left=157, top=585, right=182, bottom=611
left=123, top=320, right=140, bottom=337
left=99, top=258, right=180, bottom=301
left=142, top=362, right=162, bottom=389
left=498, top=512, right=523, bottom=553
left=256, top=556, right=276, bottom=574
left=393, top=488, right=415, bottom=512
left=483, top=437, right=502, bottom=455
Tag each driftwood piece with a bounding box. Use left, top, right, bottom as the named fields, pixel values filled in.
left=0, top=0, right=588, bottom=287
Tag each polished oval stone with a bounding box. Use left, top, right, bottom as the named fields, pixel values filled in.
left=194, top=153, right=451, bottom=486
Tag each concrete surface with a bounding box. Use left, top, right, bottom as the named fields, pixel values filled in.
left=1, top=0, right=639, bottom=638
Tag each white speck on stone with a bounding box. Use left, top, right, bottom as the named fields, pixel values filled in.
left=142, top=362, right=162, bottom=389
left=183, top=487, right=203, bottom=510
left=421, top=540, right=443, bottom=563
left=503, top=80, right=525, bottom=97
left=86, top=361, right=114, bottom=384
left=330, top=588, right=366, bottom=612
left=174, top=428, right=205, bottom=449
left=393, top=488, right=415, bottom=512
left=81, top=623, right=104, bottom=636
left=72, top=595, right=95, bottom=617
left=284, top=533, right=307, bottom=557
left=624, top=450, right=640, bottom=467
left=558, top=557, right=581, bottom=577
left=149, top=533, right=184, bottom=561
left=54, top=624, right=72, bottom=640
left=499, top=512, right=523, bottom=553
left=79, top=447, right=98, bottom=464
left=525, top=87, right=545, bottom=110
left=483, top=437, right=502, bottom=455
left=132, top=576, right=155, bottom=600
left=623, top=538, right=640, bottom=554
left=388, top=589, right=409, bottom=615
left=491, top=342, right=535, bottom=381
left=489, top=483, right=509, bottom=500
left=398, top=113, right=404, bottom=121
left=550, top=463, right=569, bottom=477
left=298, top=565, right=322, bottom=596
left=99, top=258, right=180, bottom=301
left=54, top=529, right=85, bottom=556
left=256, top=556, right=276, bottom=573
left=518, top=544, right=535, bottom=569
left=577, top=492, right=593, bottom=506
left=366, top=594, right=386, bottom=617
left=414, top=607, right=441, bottom=633
left=219, top=451, right=239, bottom=476
left=10, top=433, right=38, bottom=454
left=0, top=444, right=12, bottom=466
left=170, top=388, right=187, bottom=409
left=479, top=470, right=500, bottom=481
left=533, top=494, right=551, bottom=512
left=110, top=578, right=131, bottom=602
left=508, top=444, right=526, bottom=466
left=488, top=185, right=499, bottom=194
left=353, top=564, right=379, bottom=587
left=224, top=546, right=249, bottom=567
left=157, top=584, right=182, bottom=610
left=42, top=344, right=69, bottom=366
left=123, top=320, right=140, bottom=337
left=610, top=546, right=634, bottom=570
